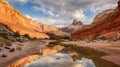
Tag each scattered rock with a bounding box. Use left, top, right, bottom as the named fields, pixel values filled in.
left=9, top=48, right=15, bottom=52
left=4, top=46, right=11, bottom=50
left=56, top=57, right=60, bottom=60
left=1, top=54, right=7, bottom=57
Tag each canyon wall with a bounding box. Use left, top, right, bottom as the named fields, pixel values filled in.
left=0, top=0, right=64, bottom=38
left=71, top=1, right=120, bottom=39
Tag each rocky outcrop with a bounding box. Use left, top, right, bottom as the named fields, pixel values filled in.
left=72, top=19, right=83, bottom=26
left=61, top=19, right=83, bottom=34
left=0, top=23, right=14, bottom=35
left=0, top=23, right=27, bottom=41
left=92, top=9, right=114, bottom=26
left=71, top=1, right=120, bottom=39
left=0, top=0, right=64, bottom=38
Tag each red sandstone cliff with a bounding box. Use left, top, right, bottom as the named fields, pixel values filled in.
left=71, top=1, right=120, bottom=39
left=0, top=0, right=64, bottom=38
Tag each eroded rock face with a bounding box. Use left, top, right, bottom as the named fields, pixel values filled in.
left=72, top=19, right=83, bottom=26
left=61, top=19, right=83, bottom=34
left=0, top=0, right=63, bottom=38
left=92, top=9, right=114, bottom=26
left=71, top=1, right=120, bottom=39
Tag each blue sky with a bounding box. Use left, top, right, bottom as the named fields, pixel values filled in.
left=7, top=0, right=118, bottom=27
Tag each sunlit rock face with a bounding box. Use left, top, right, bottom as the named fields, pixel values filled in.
left=71, top=1, right=120, bottom=39
left=0, top=0, right=64, bottom=38
left=24, top=53, right=96, bottom=67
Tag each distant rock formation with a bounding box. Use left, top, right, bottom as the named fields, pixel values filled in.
left=72, top=19, right=83, bottom=26
left=0, top=0, right=64, bottom=38
left=71, top=1, right=120, bottom=39
left=60, top=19, right=83, bottom=34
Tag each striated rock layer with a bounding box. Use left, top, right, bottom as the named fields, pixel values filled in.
left=71, top=1, right=120, bottom=39
left=0, top=0, right=64, bottom=38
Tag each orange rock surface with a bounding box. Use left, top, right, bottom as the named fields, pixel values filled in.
left=0, top=0, right=62, bottom=38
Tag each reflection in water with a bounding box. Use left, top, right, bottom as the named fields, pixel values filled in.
left=23, top=53, right=96, bottom=67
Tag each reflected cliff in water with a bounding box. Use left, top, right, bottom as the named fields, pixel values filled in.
left=23, top=53, right=96, bottom=67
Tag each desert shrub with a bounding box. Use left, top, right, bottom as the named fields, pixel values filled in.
left=0, top=41, right=4, bottom=47
left=5, top=41, right=12, bottom=46
left=49, top=42, right=58, bottom=45
left=16, top=45, right=22, bottom=51
left=14, top=31, right=20, bottom=37
left=0, top=37, right=12, bottom=47
left=0, top=33, right=8, bottom=39
left=63, top=36, right=70, bottom=39
left=23, top=34, right=30, bottom=39
left=47, top=41, right=59, bottom=47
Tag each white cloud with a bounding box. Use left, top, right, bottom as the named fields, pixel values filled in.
left=25, top=15, right=38, bottom=21
left=8, top=0, right=28, bottom=4
left=72, top=10, right=85, bottom=19
left=32, top=6, right=55, bottom=16
left=47, top=11, right=55, bottom=16
left=8, top=0, right=119, bottom=27
left=90, top=4, right=117, bottom=13
left=32, top=6, right=46, bottom=13
left=25, top=15, right=70, bottom=27
left=30, top=0, right=118, bottom=25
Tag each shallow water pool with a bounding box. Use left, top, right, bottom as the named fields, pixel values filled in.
left=23, top=53, right=96, bottom=67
